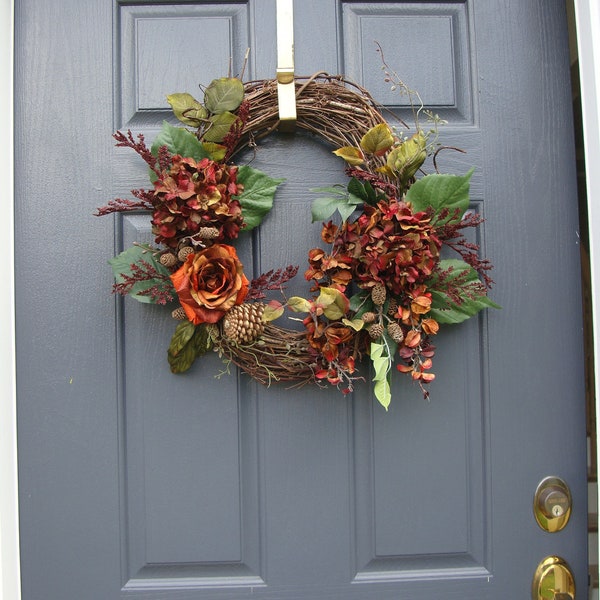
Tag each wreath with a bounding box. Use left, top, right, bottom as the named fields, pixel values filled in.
left=96, top=70, right=498, bottom=409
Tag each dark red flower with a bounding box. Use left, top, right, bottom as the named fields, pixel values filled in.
left=151, top=156, right=244, bottom=248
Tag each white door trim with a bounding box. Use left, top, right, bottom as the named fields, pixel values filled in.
left=2, top=2, right=599, bottom=598
left=0, top=0, right=20, bottom=597
left=574, top=2, right=600, bottom=515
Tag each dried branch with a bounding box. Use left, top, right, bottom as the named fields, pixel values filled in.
left=113, top=130, right=161, bottom=176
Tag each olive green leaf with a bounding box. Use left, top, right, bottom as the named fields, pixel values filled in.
left=168, top=320, right=197, bottom=356
left=204, top=77, right=244, bottom=114
left=167, top=322, right=212, bottom=374
left=201, top=142, right=227, bottom=162
left=332, top=146, right=365, bottom=166
left=203, top=111, right=240, bottom=143
left=317, top=287, right=350, bottom=320
left=386, top=131, right=427, bottom=185
left=371, top=339, right=393, bottom=410
left=342, top=317, right=364, bottom=331
left=167, top=93, right=208, bottom=126
left=287, top=296, right=312, bottom=313
left=263, top=300, right=285, bottom=322
left=360, top=123, right=394, bottom=156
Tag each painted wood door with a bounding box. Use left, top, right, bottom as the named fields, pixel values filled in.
left=15, top=1, right=588, bottom=598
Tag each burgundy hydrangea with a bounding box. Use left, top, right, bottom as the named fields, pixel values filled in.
left=151, top=155, right=244, bottom=248
left=305, top=197, right=442, bottom=296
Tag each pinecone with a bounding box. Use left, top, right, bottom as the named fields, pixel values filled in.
left=371, top=283, right=387, bottom=306
left=160, top=252, right=178, bottom=268
left=387, top=322, right=404, bottom=343
left=171, top=307, right=187, bottom=320
left=367, top=323, right=384, bottom=339
left=222, top=303, right=266, bottom=344
left=361, top=311, right=377, bottom=324
left=198, top=226, right=220, bottom=240
left=178, top=246, right=195, bottom=262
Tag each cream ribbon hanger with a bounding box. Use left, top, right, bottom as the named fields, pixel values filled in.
left=276, top=0, right=296, bottom=129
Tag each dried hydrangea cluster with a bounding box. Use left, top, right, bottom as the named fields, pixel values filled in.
left=97, top=74, right=498, bottom=410
left=303, top=196, right=443, bottom=390
left=151, top=156, right=244, bottom=248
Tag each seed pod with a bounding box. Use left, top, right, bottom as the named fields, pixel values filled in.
left=159, top=252, right=178, bottom=268
left=371, top=283, right=387, bottom=306
left=387, top=322, right=404, bottom=343
left=361, top=311, right=377, bottom=324
left=367, top=323, right=384, bottom=340
left=171, top=307, right=187, bottom=320
left=387, top=298, right=398, bottom=316
left=198, top=226, right=220, bottom=240
left=177, top=246, right=195, bottom=262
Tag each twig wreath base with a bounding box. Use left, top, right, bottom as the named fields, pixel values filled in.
left=97, top=71, right=498, bottom=409
left=236, top=75, right=390, bottom=152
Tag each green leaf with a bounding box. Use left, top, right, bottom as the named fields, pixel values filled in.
left=201, top=142, right=227, bottom=161
left=167, top=323, right=212, bottom=374
left=311, top=195, right=359, bottom=222
left=342, top=317, right=364, bottom=331
left=167, top=93, right=208, bottom=126
left=349, top=289, right=371, bottom=314
left=405, top=169, right=474, bottom=225
left=167, top=320, right=197, bottom=356
left=108, top=245, right=175, bottom=304
left=428, top=259, right=501, bottom=324
left=235, top=165, right=284, bottom=229
left=204, top=77, right=244, bottom=114
left=263, top=300, right=285, bottom=322
left=287, top=296, right=312, bottom=313
left=151, top=121, right=209, bottom=161
left=347, top=177, right=377, bottom=205
left=360, top=123, right=394, bottom=155
left=370, top=340, right=392, bottom=410
left=317, top=287, right=350, bottom=320
left=386, top=132, right=427, bottom=185
left=310, top=184, right=361, bottom=222
left=332, top=146, right=365, bottom=166
left=203, top=111, right=239, bottom=143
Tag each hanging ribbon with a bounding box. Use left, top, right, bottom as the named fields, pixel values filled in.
left=276, top=0, right=296, bottom=130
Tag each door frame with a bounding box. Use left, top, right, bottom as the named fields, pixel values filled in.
left=2, top=2, right=600, bottom=598
left=1, top=0, right=19, bottom=598
left=575, top=1, right=600, bottom=484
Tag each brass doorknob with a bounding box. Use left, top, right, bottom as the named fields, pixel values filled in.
left=532, top=556, right=575, bottom=600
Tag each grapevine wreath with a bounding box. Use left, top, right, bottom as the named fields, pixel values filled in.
left=96, top=71, right=498, bottom=409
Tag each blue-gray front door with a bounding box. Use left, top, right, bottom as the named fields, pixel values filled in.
left=15, top=1, right=588, bottom=598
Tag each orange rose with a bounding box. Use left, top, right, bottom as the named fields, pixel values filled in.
left=170, top=244, right=249, bottom=325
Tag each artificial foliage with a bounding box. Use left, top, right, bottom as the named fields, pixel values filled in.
left=96, top=70, right=498, bottom=409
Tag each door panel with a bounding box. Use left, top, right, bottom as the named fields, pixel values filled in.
left=15, top=1, right=587, bottom=599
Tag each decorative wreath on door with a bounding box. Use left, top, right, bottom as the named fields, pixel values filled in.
left=96, top=68, right=498, bottom=409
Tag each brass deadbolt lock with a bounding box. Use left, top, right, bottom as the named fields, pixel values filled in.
left=532, top=555, right=575, bottom=599
left=533, top=476, right=572, bottom=532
